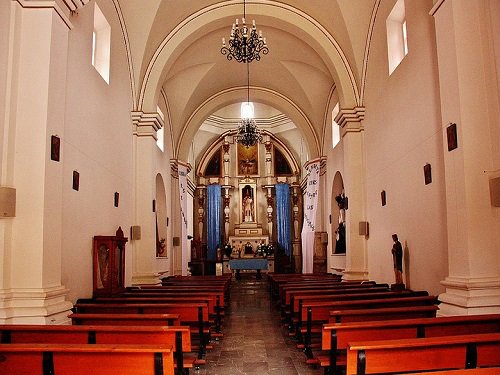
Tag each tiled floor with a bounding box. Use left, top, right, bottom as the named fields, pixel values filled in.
left=196, top=273, right=322, bottom=375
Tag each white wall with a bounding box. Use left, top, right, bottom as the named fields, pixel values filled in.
left=61, top=1, right=134, bottom=302
left=362, top=0, right=447, bottom=294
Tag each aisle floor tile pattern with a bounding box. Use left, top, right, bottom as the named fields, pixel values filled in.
left=196, top=273, right=322, bottom=374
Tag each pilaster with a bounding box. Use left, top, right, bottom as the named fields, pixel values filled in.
left=431, top=0, right=500, bottom=314
left=130, top=111, right=163, bottom=285
left=335, top=107, right=369, bottom=281
left=0, top=1, right=73, bottom=323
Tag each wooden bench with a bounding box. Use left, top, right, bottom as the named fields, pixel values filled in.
left=72, top=302, right=209, bottom=358
left=329, top=305, right=440, bottom=323
left=114, top=291, right=225, bottom=333
left=289, top=289, right=425, bottom=331
left=0, top=343, right=174, bottom=375
left=346, top=333, right=500, bottom=375
left=0, top=324, right=194, bottom=374
left=299, top=295, right=438, bottom=357
left=91, top=294, right=223, bottom=334
left=69, top=313, right=180, bottom=326
left=408, top=368, right=500, bottom=375
left=319, top=313, right=500, bottom=374
left=283, top=287, right=391, bottom=330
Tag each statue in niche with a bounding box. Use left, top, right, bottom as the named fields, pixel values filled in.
left=242, top=186, right=255, bottom=222
left=334, top=193, right=347, bottom=254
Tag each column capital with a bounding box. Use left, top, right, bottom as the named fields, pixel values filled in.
left=170, top=159, right=192, bottom=179
left=334, top=107, right=365, bottom=133
left=15, top=0, right=73, bottom=29
left=131, top=111, right=164, bottom=139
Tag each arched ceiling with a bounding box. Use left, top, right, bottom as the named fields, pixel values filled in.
left=113, top=0, right=377, bottom=160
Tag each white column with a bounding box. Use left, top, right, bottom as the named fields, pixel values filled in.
left=0, top=2, right=73, bottom=323
left=335, top=108, right=369, bottom=281
left=131, top=111, right=163, bottom=285
left=431, top=0, right=500, bottom=315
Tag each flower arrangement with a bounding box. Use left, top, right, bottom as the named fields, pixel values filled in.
left=255, top=243, right=274, bottom=257
left=223, top=242, right=233, bottom=258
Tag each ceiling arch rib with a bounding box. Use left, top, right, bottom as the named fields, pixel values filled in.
left=138, top=0, right=360, bottom=113
left=176, top=86, right=319, bottom=161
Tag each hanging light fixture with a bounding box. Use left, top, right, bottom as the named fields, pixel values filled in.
left=221, top=0, right=269, bottom=63
left=235, top=62, right=262, bottom=147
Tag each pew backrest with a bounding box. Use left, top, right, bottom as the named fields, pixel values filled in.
left=0, top=343, right=174, bottom=375
left=346, top=333, right=500, bottom=375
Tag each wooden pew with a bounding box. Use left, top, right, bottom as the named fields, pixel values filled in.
left=289, top=289, right=425, bottom=332
left=91, top=295, right=223, bottom=334
left=0, top=343, right=174, bottom=375
left=299, top=295, right=438, bottom=357
left=409, top=368, right=500, bottom=375
left=72, top=302, right=209, bottom=358
left=0, top=324, right=193, bottom=374
left=114, top=291, right=225, bottom=333
left=319, top=313, right=500, bottom=374
left=284, top=287, right=392, bottom=331
left=346, top=333, right=500, bottom=375
left=278, top=281, right=379, bottom=303
left=69, top=313, right=180, bottom=326
left=329, top=305, right=440, bottom=323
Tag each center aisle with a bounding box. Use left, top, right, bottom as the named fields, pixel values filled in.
left=199, top=273, right=322, bottom=374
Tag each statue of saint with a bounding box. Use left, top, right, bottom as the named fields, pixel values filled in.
left=391, top=234, right=404, bottom=284
left=242, top=188, right=254, bottom=222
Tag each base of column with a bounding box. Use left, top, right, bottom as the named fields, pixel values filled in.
left=438, top=276, right=500, bottom=316
left=342, top=269, right=369, bottom=281
left=131, top=272, right=163, bottom=285
left=0, top=286, right=73, bottom=324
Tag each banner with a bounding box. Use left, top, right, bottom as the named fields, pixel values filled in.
left=178, top=164, right=188, bottom=275
left=301, top=161, right=320, bottom=273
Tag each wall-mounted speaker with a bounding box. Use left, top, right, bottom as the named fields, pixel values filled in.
left=130, top=225, right=141, bottom=240
left=359, top=221, right=369, bottom=236
left=172, top=237, right=180, bottom=246
left=0, top=187, right=16, bottom=217
left=490, top=177, right=500, bottom=207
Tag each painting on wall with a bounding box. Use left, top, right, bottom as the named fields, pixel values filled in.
left=237, top=143, right=259, bottom=176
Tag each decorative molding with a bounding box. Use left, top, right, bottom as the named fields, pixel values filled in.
left=429, top=0, right=447, bottom=16
left=131, top=111, right=164, bottom=139
left=16, top=0, right=73, bottom=29
left=61, top=0, right=90, bottom=12
left=334, top=107, right=366, bottom=130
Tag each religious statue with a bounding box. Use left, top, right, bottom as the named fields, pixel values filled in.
left=242, top=188, right=254, bottom=222
left=391, top=234, right=404, bottom=285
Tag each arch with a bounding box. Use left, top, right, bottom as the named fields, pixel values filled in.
left=176, top=86, right=318, bottom=160
left=138, top=1, right=360, bottom=114
left=331, top=171, right=346, bottom=255
left=196, top=129, right=301, bottom=178
left=155, top=173, right=168, bottom=257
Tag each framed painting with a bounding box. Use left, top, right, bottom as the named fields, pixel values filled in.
left=237, top=143, right=259, bottom=176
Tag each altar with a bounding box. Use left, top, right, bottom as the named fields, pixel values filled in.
left=228, top=258, right=269, bottom=279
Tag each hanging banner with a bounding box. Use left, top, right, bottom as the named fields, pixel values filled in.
left=301, top=160, right=320, bottom=273
left=178, top=164, right=189, bottom=275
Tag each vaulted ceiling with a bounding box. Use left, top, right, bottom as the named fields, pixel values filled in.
left=111, top=1, right=378, bottom=161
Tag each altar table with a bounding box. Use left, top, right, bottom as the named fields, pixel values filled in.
left=228, top=259, right=268, bottom=279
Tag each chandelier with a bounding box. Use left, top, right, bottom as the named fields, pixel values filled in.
left=221, top=0, right=269, bottom=63
left=235, top=63, right=262, bottom=147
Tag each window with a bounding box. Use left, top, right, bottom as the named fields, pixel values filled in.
left=156, top=106, right=165, bottom=152
left=386, top=0, right=408, bottom=75
left=331, top=103, right=340, bottom=148
left=92, top=3, right=111, bottom=83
